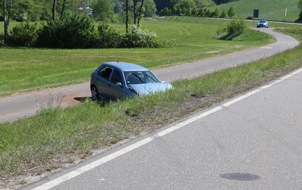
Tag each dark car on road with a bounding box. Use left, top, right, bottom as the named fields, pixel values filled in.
left=90, top=62, right=173, bottom=100
left=257, top=20, right=268, bottom=28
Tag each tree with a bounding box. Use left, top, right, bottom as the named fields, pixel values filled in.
left=198, top=8, right=205, bottom=16
left=60, top=0, right=67, bottom=19
left=137, top=0, right=145, bottom=25
left=132, top=0, right=146, bottom=26
left=172, top=5, right=177, bottom=14
left=13, top=0, right=32, bottom=21
left=154, top=0, right=172, bottom=14
left=298, top=0, right=302, bottom=21
left=220, top=9, right=227, bottom=18
left=112, top=0, right=123, bottom=13
left=44, top=0, right=79, bottom=21
left=175, top=0, right=196, bottom=10
left=133, top=0, right=138, bottom=24
left=205, top=8, right=212, bottom=17
left=194, top=0, right=215, bottom=8
left=214, top=0, right=239, bottom=5
left=299, top=0, right=302, bottom=10
left=227, top=6, right=235, bottom=18
left=126, top=0, right=129, bottom=33
left=160, top=7, right=170, bottom=16
left=133, top=0, right=144, bottom=25
left=52, top=0, right=57, bottom=20
left=2, top=0, right=13, bottom=44
left=91, top=0, right=114, bottom=21
left=144, top=0, right=157, bottom=17
left=212, top=8, right=219, bottom=17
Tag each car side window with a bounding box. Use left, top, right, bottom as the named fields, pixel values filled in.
left=98, top=66, right=112, bottom=80
left=111, top=70, right=123, bottom=84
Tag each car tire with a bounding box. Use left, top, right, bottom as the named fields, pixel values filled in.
left=91, top=85, right=99, bottom=101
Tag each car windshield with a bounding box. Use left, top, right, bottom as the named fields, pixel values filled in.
left=259, top=20, right=266, bottom=23
left=124, top=71, right=160, bottom=84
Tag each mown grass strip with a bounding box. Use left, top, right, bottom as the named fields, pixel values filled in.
left=0, top=17, right=272, bottom=96
left=0, top=28, right=301, bottom=188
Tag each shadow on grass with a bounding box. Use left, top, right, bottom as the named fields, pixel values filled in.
left=74, top=97, right=90, bottom=102
left=219, top=33, right=241, bottom=40
left=74, top=96, right=109, bottom=107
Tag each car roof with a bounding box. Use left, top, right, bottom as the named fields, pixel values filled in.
left=102, top=62, right=149, bottom=72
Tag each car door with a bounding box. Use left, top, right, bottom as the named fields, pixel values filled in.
left=109, top=69, right=127, bottom=99
left=95, top=66, right=113, bottom=100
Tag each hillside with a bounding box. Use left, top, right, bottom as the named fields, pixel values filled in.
left=211, top=0, right=300, bottom=22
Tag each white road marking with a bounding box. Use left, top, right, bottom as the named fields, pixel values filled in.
left=32, top=68, right=302, bottom=190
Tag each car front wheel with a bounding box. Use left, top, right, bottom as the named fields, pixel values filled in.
left=91, top=85, right=99, bottom=101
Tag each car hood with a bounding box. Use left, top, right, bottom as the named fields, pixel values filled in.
left=129, top=82, right=173, bottom=95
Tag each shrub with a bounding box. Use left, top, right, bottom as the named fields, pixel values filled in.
left=198, top=8, right=205, bottom=17
left=220, top=10, right=227, bottom=18
left=96, top=24, right=121, bottom=48
left=215, top=19, right=246, bottom=40
left=121, top=25, right=159, bottom=48
left=9, top=22, right=38, bottom=47
left=36, top=13, right=97, bottom=48
left=212, top=9, right=220, bottom=17
left=227, top=19, right=246, bottom=36
left=205, top=9, right=212, bottom=17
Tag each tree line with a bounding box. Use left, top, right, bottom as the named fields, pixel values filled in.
left=0, top=0, right=239, bottom=23
left=0, top=0, right=174, bottom=48
left=154, top=0, right=238, bottom=12
left=2, top=0, right=302, bottom=23
left=2, top=0, right=301, bottom=47
left=0, top=0, right=225, bottom=46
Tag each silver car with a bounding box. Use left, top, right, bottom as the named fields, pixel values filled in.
left=90, top=62, right=173, bottom=100
left=257, top=20, right=268, bottom=28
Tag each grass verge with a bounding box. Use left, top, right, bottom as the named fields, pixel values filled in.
left=0, top=27, right=301, bottom=189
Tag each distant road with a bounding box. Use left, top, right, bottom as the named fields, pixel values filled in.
left=0, top=28, right=299, bottom=123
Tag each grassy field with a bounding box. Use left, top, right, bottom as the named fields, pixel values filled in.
left=0, top=18, right=301, bottom=189
left=0, top=17, right=272, bottom=96
left=211, top=0, right=300, bottom=22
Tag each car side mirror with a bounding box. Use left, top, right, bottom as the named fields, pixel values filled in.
left=116, top=82, right=123, bottom=87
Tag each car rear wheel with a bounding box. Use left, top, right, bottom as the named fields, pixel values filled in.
left=91, top=85, right=99, bottom=101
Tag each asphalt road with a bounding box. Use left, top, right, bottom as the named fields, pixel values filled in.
left=24, top=67, right=302, bottom=190
left=0, top=28, right=299, bottom=123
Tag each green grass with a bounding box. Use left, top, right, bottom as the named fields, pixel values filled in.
left=0, top=18, right=301, bottom=188
left=211, top=0, right=300, bottom=22
left=0, top=26, right=301, bottom=187
left=0, top=17, right=272, bottom=96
